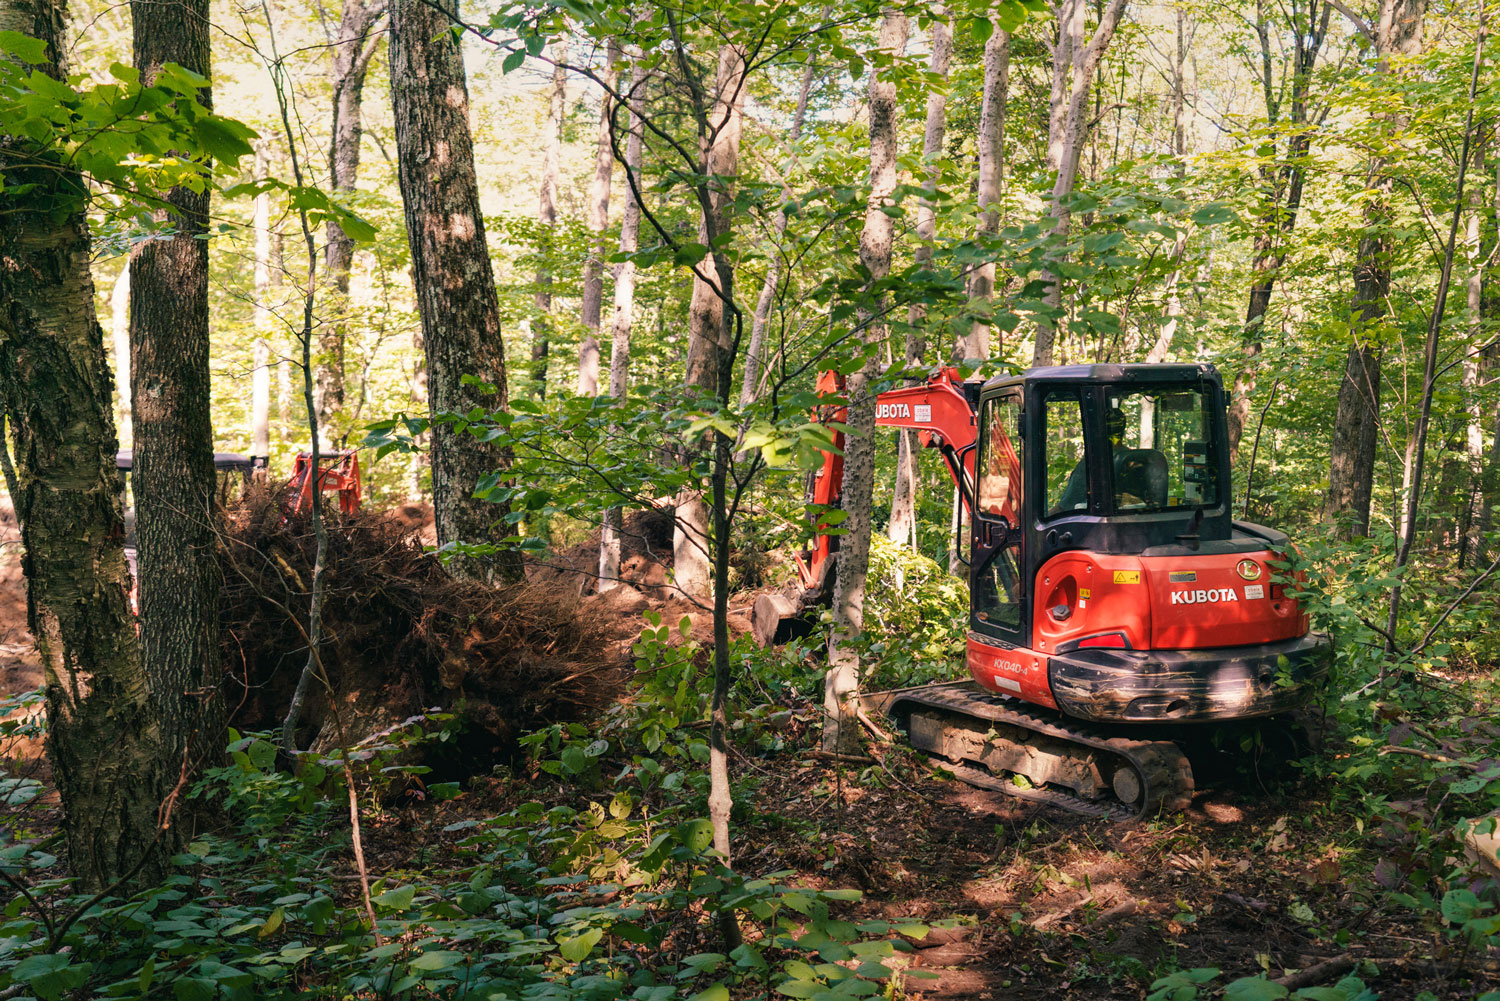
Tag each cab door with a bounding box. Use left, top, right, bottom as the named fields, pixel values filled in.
left=971, top=391, right=1027, bottom=647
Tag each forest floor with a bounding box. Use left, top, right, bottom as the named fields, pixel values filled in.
left=344, top=708, right=1488, bottom=1001
left=0, top=505, right=1492, bottom=999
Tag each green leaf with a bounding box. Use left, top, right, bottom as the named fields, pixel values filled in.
left=691, top=985, right=729, bottom=1001
left=502, top=49, right=525, bottom=73
left=1190, top=202, right=1237, bottom=226
left=408, top=949, right=465, bottom=972
left=1224, top=977, right=1289, bottom=1001
left=257, top=906, right=284, bottom=938
left=171, top=978, right=216, bottom=1001
left=192, top=114, right=255, bottom=165
left=0, top=30, right=48, bottom=63
left=558, top=926, right=604, bottom=962
left=677, top=818, right=714, bottom=854
left=969, top=17, right=994, bottom=42
left=777, top=982, right=823, bottom=999
left=373, top=884, right=416, bottom=911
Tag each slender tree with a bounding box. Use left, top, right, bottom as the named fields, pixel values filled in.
left=129, top=0, right=225, bottom=775
left=318, top=0, right=387, bottom=436
left=110, top=264, right=131, bottom=446
left=531, top=58, right=564, bottom=399
left=673, top=44, right=746, bottom=603
left=599, top=54, right=647, bottom=590
left=826, top=10, right=908, bottom=754
left=739, top=46, right=818, bottom=407
left=0, top=0, right=168, bottom=888
left=252, top=141, right=273, bottom=463
left=888, top=7, right=951, bottom=548
left=1227, top=0, right=1332, bottom=456
left=579, top=41, right=621, bottom=396
left=962, top=12, right=1008, bottom=362
left=1325, top=0, right=1426, bottom=535
left=389, top=0, right=514, bottom=570
left=1033, top=0, right=1127, bottom=366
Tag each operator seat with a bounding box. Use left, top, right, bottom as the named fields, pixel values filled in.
left=1113, top=449, right=1168, bottom=508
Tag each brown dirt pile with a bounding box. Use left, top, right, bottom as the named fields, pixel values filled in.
left=218, top=485, right=625, bottom=759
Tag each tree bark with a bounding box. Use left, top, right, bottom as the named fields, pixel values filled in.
left=963, top=13, right=1008, bottom=363
left=1033, top=0, right=1127, bottom=366
left=390, top=0, right=513, bottom=572
left=673, top=44, right=746, bottom=604
left=889, top=8, right=951, bottom=549
left=252, top=141, right=273, bottom=462
left=129, top=0, right=225, bottom=778
left=319, top=0, right=386, bottom=437
left=825, top=11, right=908, bottom=755
left=531, top=58, right=564, bottom=399
left=739, top=47, right=818, bottom=407
left=1325, top=0, right=1425, bottom=535
left=0, top=0, right=168, bottom=889
left=599, top=54, right=647, bottom=591
left=579, top=42, right=621, bottom=397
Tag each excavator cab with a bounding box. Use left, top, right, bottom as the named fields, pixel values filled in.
left=965, top=364, right=1329, bottom=722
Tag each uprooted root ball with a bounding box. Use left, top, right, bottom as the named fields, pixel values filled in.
left=217, top=485, right=624, bottom=766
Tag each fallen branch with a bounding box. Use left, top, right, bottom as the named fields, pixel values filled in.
left=1274, top=956, right=1355, bottom=991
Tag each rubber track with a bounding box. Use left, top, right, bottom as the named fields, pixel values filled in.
left=881, top=683, right=1195, bottom=820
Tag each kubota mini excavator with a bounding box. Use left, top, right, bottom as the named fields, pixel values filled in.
left=752, top=363, right=1332, bottom=818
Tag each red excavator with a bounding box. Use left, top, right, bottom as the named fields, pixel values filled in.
left=752, top=363, right=1332, bottom=818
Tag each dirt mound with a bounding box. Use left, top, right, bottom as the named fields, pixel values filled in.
left=219, top=485, right=625, bottom=760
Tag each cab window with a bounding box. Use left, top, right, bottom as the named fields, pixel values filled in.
left=1042, top=391, right=1087, bottom=517
left=976, top=395, right=1021, bottom=525
left=1105, top=384, right=1219, bottom=512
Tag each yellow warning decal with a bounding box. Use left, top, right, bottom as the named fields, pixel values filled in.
left=1113, top=570, right=1140, bottom=584
left=1079, top=588, right=1091, bottom=599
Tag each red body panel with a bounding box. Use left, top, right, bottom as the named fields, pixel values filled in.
left=967, top=635, right=1056, bottom=708
left=1026, top=549, right=1306, bottom=656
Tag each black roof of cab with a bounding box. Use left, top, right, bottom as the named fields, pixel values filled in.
left=115, top=449, right=257, bottom=473
left=980, top=363, right=1222, bottom=394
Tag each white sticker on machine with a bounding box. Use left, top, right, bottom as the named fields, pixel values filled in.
left=914, top=404, right=932, bottom=423
left=1244, top=584, right=1265, bottom=599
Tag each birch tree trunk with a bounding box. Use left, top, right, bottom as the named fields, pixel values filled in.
left=1325, top=0, right=1425, bottom=536
left=318, top=0, right=386, bottom=437
left=962, top=13, right=1008, bottom=362
left=825, top=10, right=908, bottom=755
left=673, top=45, right=746, bottom=603
left=739, top=48, right=817, bottom=407
left=888, top=8, right=951, bottom=548
left=129, top=0, right=225, bottom=777
left=579, top=42, right=621, bottom=397
left=531, top=58, right=564, bottom=399
left=0, top=0, right=168, bottom=889
left=390, top=0, right=514, bottom=574
left=599, top=55, right=647, bottom=590
left=1032, top=0, right=1127, bottom=367
left=252, top=141, right=273, bottom=462
left=110, top=262, right=131, bottom=446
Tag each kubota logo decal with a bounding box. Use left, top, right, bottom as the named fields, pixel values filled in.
left=1170, top=588, right=1240, bottom=605
left=876, top=402, right=911, bottom=419
left=1237, top=559, right=1262, bottom=580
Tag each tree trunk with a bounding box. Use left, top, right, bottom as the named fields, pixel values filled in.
left=963, top=14, right=1008, bottom=363
left=1033, top=0, right=1127, bottom=366
left=889, top=8, right=951, bottom=548
left=673, top=45, right=746, bottom=604
left=252, top=142, right=273, bottom=462
left=531, top=58, right=564, bottom=399
left=390, top=0, right=514, bottom=573
left=0, top=0, right=168, bottom=889
left=579, top=42, right=621, bottom=397
left=1325, top=0, right=1425, bottom=535
left=129, top=0, right=225, bottom=778
left=599, top=55, right=647, bottom=591
left=319, top=0, right=386, bottom=438
left=825, top=11, right=908, bottom=755
left=739, top=47, right=818, bottom=407
left=110, top=264, right=131, bottom=446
